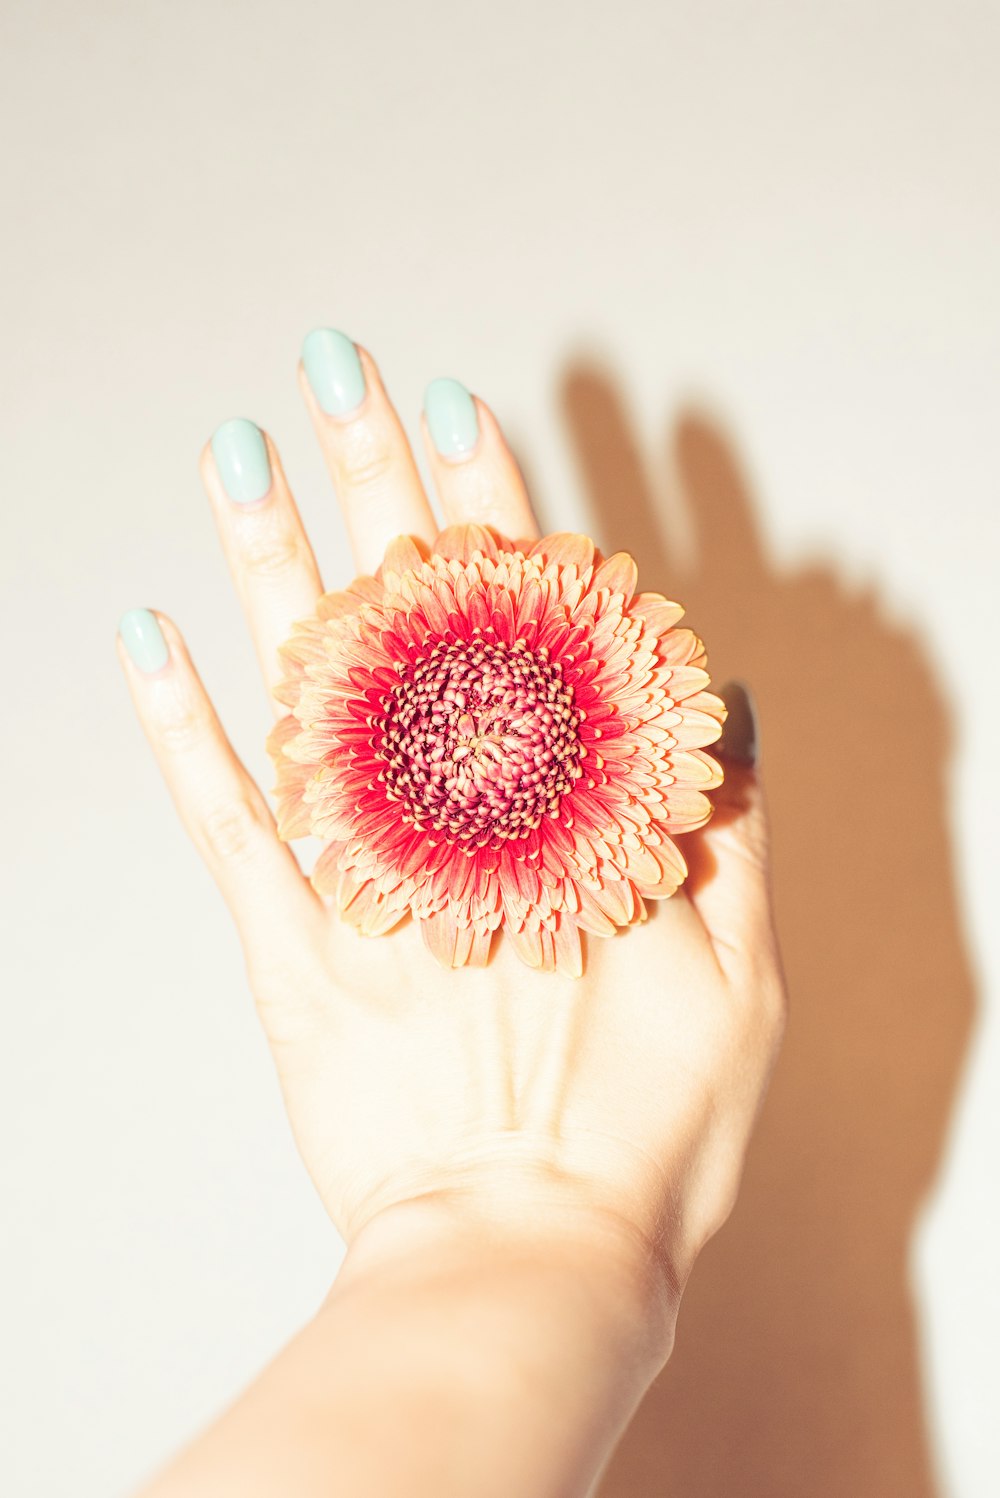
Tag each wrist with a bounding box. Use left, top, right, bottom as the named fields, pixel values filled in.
left=328, top=1183, right=680, bottom=1376
left=290, top=1188, right=682, bottom=1498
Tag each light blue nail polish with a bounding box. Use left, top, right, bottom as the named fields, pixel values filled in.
left=211, top=418, right=272, bottom=504
left=119, top=608, right=169, bottom=674
left=301, top=328, right=366, bottom=416
left=424, top=377, right=479, bottom=458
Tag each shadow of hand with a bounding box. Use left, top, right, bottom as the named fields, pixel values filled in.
left=552, top=361, right=975, bottom=1498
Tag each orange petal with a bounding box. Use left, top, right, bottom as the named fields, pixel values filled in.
left=505, top=922, right=545, bottom=969
left=310, top=840, right=348, bottom=898
left=420, top=907, right=463, bottom=967
left=573, top=888, right=618, bottom=936
left=633, top=834, right=688, bottom=897
left=670, top=707, right=726, bottom=748
left=552, top=917, right=584, bottom=977
left=665, top=665, right=712, bottom=701
left=655, top=627, right=704, bottom=666
left=630, top=591, right=686, bottom=632
left=347, top=879, right=409, bottom=935
left=432, top=523, right=500, bottom=563
left=454, top=922, right=494, bottom=967
left=685, top=689, right=727, bottom=721
left=528, top=532, right=596, bottom=571
left=590, top=878, right=635, bottom=926
left=534, top=927, right=553, bottom=972
left=382, top=534, right=429, bottom=580
left=592, top=551, right=639, bottom=602
left=669, top=748, right=725, bottom=788
left=265, top=713, right=316, bottom=839
left=348, top=575, right=384, bottom=606
left=317, top=590, right=366, bottom=622
left=619, top=840, right=663, bottom=885
left=660, top=786, right=714, bottom=830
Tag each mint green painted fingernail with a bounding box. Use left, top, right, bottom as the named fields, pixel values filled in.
left=301, top=328, right=366, bottom=416
left=211, top=418, right=272, bottom=504
left=424, top=377, right=479, bottom=459
left=119, top=608, right=169, bottom=674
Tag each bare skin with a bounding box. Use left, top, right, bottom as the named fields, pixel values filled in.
left=118, top=339, right=788, bottom=1497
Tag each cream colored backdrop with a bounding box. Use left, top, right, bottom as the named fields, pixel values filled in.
left=2, top=2, right=997, bottom=1494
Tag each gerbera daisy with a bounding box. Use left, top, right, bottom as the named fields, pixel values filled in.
left=266, top=524, right=726, bottom=976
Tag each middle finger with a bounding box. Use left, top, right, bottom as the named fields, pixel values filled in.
left=299, top=329, right=438, bottom=573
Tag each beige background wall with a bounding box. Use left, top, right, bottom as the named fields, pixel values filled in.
left=2, top=2, right=997, bottom=1494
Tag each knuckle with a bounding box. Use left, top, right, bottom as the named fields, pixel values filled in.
left=159, top=706, right=209, bottom=753
left=249, top=961, right=334, bottom=1048
left=202, top=796, right=266, bottom=863
left=722, top=819, right=769, bottom=879
left=337, top=426, right=396, bottom=490
left=240, top=527, right=304, bottom=579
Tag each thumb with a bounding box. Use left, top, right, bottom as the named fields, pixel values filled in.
left=686, top=680, right=777, bottom=976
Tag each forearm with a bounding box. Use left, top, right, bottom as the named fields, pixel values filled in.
left=139, top=1194, right=678, bottom=1498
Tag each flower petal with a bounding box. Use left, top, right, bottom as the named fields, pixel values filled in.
left=420, top=907, right=479, bottom=967
left=505, top=921, right=545, bottom=968
left=629, top=591, right=685, bottom=632
left=264, top=709, right=305, bottom=801
left=593, top=551, right=639, bottom=602
left=529, top=532, right=596, bottom=572
left=381, top=533, right=429, bottom=582
left=432, top=524, right=502, bottom=563
left=553, top=916, right=584, bottom=977
left=268, top=523, right=728, bottom=975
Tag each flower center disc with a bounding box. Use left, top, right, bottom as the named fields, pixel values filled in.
left=378, top=638, right=583, bottom=844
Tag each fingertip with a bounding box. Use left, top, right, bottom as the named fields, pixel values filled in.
left=198, top=434, right=215, bottom=482
left=117, top=606, right=171, bottom=676
left=684, top=729, right=774, bottom=979
left=300, top=328, right=371, bottom=422
left=423, top=376, right=480, bottom=462
left=153, top=609, right=184, bottom=654
left=353, top=341, right=382, bottom=392
left=715, top=680, right=760, bottom=769
left=421, top=385, right=539, bottom=537
left=466, top=395, right=508, bottom=459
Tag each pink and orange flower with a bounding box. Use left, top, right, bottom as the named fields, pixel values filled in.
left=266, top=525, right=726, bottom=976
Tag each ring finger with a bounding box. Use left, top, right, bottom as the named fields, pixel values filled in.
left=420, top=377, right=539, bottom=541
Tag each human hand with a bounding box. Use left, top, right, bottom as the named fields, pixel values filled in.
left=117, top=334, right=787, bottom=1324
